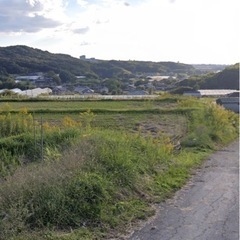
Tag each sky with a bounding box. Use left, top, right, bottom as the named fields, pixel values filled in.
left=0, top=0, right=239, bottom=64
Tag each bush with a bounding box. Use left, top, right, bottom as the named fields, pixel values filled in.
left=204, top=103, right=238, bottom=142
left=0, top=155, right=111, bottom=237
left=0, top=107, right=34, bottom=138
left=182, top=103, right=238, bottom=149
left=0, top=149, right=19, bottom=177
left=181, top=125, right=214, bottom=149
left=24, top=173, right=109, bottom=228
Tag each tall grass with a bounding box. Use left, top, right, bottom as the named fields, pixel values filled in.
left=0, top=129, right=175, bottom=238
left=182, top=102, right=238, bottom=149
left=0, top=106, right=33, bottom=138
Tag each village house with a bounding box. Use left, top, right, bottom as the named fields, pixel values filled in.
left=216, top=97, right=239, bottom=113
left=52, top=86, right=70, bottom=95
left=74, top=86, right=94, bottom=94
left=14, top=73, right=55, bottom=87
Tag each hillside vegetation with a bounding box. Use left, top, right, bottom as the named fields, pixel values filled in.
left=176, top=63, right=239, bottom=90
left=0, top=45, right=194, bottom=80
left=0, top=96, right=238, bottom=240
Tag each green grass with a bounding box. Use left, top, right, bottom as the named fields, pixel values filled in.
left=0, top=99, right=177, bottom=111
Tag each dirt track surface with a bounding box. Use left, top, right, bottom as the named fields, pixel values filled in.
left=128, top=140, right=239, bottom=240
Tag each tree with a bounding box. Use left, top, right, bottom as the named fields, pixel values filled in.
left=102, top=78, right=122, bottom=94
left=59, top=70, right=76, bottom=83
left=47, top=71, right=61, bottom=85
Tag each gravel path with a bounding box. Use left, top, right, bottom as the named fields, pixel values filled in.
left=128, top=140, right=239, bottom=240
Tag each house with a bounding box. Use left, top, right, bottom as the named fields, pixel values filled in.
left=74, top=86, right=94, bottom=94
left=147, top=76, right=173, bottom=81
left=14, top=73, right=55, bottom=87
left=216, top=97, right=239, bottom=113
left=76, top=76, right=86, bottom=79
left=227, top=92, right=239, bottom=97
left=198, top=89, right=239, bottom=97
left=52, top=86, right=69, bottom=95
left=15, top=75, right=41, bottom=81
left=79, top=55, right=99, bottom=63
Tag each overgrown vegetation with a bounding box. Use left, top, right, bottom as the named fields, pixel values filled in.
left=0, top=96, right=238, bottom=240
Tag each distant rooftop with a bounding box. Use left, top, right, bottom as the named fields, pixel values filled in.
left=199, top=89, right=239, bottom=96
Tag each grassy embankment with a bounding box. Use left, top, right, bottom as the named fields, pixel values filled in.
left=0, top=95, right=238, bottom=240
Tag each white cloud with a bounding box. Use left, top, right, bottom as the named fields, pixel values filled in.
left=72, top=27, right=90, bottom=34
left=76, top=0, right=89, bottom=7
left=0, top=0, right=67, bottom=33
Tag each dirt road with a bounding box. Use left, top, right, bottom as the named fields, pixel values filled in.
left=128, top=140, right=239, bottom=240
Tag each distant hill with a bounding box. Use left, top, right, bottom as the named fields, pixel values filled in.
left=0, top=45, right=92, bottom=77
left=176, top=63, right=239, bottom=90
left=0, top=45, right=195, bottom=81
left=191, top=64, right=228, bottom=73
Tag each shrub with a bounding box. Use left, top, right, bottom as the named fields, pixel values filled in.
left=0, top=107, right=33, bottom=138
left=182, top=103, right=238, bottom=149
left=0, top=149, right=19, bottom=177
left=181, top=125, right=214, bottom=149
left=204, top=103, right=238, bottom=142
left=62, top=116, right=81, bottom=128
left=79, top=109, right=95, bottom=130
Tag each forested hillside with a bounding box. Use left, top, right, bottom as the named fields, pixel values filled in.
left=176, top=63, right=239, bottom=89
left=0, top=45, right=195, bottom=80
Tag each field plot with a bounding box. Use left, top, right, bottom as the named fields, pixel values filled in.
left=92, top=113, right=187, bottom=138
left=0, top=99, right=178, bottom=112
left=0, top=98, right=185, bottom=138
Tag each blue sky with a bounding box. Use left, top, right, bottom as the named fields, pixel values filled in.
left=0, top=0, right=239, bottom=64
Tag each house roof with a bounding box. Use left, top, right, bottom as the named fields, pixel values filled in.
left=199, top=89, right=239, bottom=96
left=15, top=76, right=41, bottom=81
left=216, top=97, right=239, bottom=104
left=228, top=92, right=239, bottom=97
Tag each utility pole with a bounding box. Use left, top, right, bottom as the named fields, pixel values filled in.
left=41, top=116, right=44, bottom=161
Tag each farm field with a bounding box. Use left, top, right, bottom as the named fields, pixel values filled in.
left=0, top=98, right=187, bottom=138
left=0, top=98, right=178, bottom=112
left=0, top=95, right=238, bottom=240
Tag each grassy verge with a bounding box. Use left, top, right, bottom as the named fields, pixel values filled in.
left=0, top=97, right=238, bottom=240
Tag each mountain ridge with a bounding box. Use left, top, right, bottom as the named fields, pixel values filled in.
left=0, top=45, right=195, bottom=77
